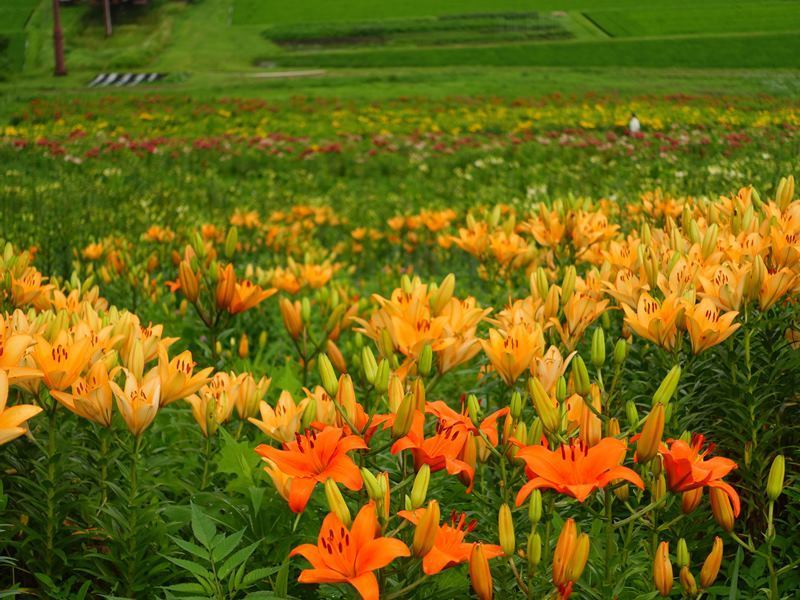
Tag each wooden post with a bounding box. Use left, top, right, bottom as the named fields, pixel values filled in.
left=52, top=0, right=67, bottom=76
left=103, top=0, right=113, bottom=37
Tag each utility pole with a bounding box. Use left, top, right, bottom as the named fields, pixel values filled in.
left=103, top=0, right=113, bottom=37
left=52, top=0, right=67, bottom=76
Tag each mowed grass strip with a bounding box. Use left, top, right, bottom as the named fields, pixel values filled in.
left=266, top=31, right=800, bottom=69
left=586, top=2, right=800, bottom=37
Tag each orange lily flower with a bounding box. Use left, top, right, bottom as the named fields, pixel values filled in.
left=109, top=368, right=160, bottom=437
left=391, top=413, right=474, bottom=490
left=425, top=400, right=509, bottom=448
left=480, top=323, right=543, bottom=386
left=0, top=315, right=40, bottom=382
left=621, top=293, right=684, bottom=350
left=31, top=333, right=93, bottom=391
left=157, top=344, right=213, bottom=406
left=398, top=509, right=503, bottom=575
left=255, top=427, right=367, bottom=512
left=660, top=435, right=740, bottom=516
left=683, top=298, right=740, bottom=354
left=515, top=438, right=643, bottom=505
left=228, top=280, right=277, bottom=315
left=249, top=390, right=306, bottom=443
left=290, top=502, right=409, bottom=600
left=50, top=359, right=113, bottom=426
left=0, top=371, right=43, bottom=446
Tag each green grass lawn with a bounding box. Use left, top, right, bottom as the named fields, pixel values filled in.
left=586, top=2, right=800, bottom=37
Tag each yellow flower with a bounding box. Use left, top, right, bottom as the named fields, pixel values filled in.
left=481, top=323, right=544, bottom=386
left=683, top=299, right=740, bottom=354
left=0, top=370, right=43, bottom=446
left=622, top=293, right=684, bottom=351
left=157, top=344, right=213, bottom=406
left=31, top=333, right=93, bottom=391
left=110, top=368, right=160, bottom=436
left=51, top=359, right=113, bottom=426
left=248, top=390, right=305, bottom=444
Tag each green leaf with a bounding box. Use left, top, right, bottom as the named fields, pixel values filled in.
left=242, top=566, right=283, bottom=586
left=170, top=536, right=211, bottom=560
left=275, top=557, right=290, bottom=597
left=191, top=502, right=216, bottom=548
left=211, top=528, right=246, bottom=562
left=165, top=582, right=207, bottom=593
left=164, top=555, right=214, bottom=582
left=218, top=540, right=260, bottom=580
left=728, top=546, right=743, bottom=600
left=272, top=361, right=302, bottom=396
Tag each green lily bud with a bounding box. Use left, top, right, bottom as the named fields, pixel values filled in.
left=318, top=353, right=338, bottom=397
left=653, top=365, right=681, bottom=405
left=374, top=359, right=391, bottom=393
left=324, top=479, right=351, bottom=527
left=767, top=455, right=786, bottom=501
left=467, top=394, right=481, bottom=426
left=572, top=355, right=591, bottom=396
left=561, top=266, right=576, bottom=304
left=410, top=464, right=431, bottom=509
left=510, top=391, right=523, bottom=421
left=418, top=343, right=433, bottom=377
left=528, top=378, right=560, bottom=434
left=613, top=339, right=627, bottom=366
left=528, top=489, right=542, bottom=524
left=362, top=346, right=378, bottom=384
left=555, top=376, right=567, bottom=404
left=300, top=297, right=311, bottom=323
left=591, top=328, right=606, bottom=368
left=676, top=538, right=690, bottom=569
left=361, top=468, right=382, bottom=501
left=527, top=530, right=542, bottom=569
left=224, top=226, right=238, bottom=258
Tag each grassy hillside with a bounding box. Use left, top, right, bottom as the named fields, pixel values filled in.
left=6, top=0, right=800, bottom=97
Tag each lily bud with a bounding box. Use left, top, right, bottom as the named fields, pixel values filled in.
left=566, top=534, right=590, bottom=583
left=178, top=261, right=199, bottom=303
left=701, top=224, right=719, bottom=260
left=680, top=567, right=698, bottom=596
left=410, top=464, right=430, bottom=509
left=413, top=500, right=440, bottom=557
left=391, top=394, right=415, bottom=439
left=682, top=488, right=703, bottom=514
left=527, top=531, right=542, bottom=569
left=498, top=504, right=515, bottom=556
left=430, top=273, right=455, bottom=315
left=510, top=391, right=523, bottom=421
left=461, top=435, right=479, bottom=484
left=641, top=222, right=652, bottom=245
left=561, top=266, right=576, bottom=304
left=470, top=543, right=493, bottom=600
left=336, top=374, right=357, bottom=425
left=591, top=328, right=606, bottom=368
left=625, top=400, right=639, bottom=428
left=543, top=286, right=560, bottom=321
left=387, top=374, right=404, bottom=412
left=215, top=264, right=236, bottom=310
left=700, top=537, right=723, bottom=589
left=552, top=519, right=577, bottom=586
left=653, top=541, right=673, bottom=597
left=412, top=378, right=426, bottom=412
left=300, top=297, right=311, bottom=324
left=374, top=359, right=391, bottom=393
left=237, top=334, right=249, bottom=359
left=467, top=394, right=481, bottom=426
left=224, top=226, right=238, bottom=258
left=528, top=489, right=542, bottom=524
left=776, top=174, right=795, bottom=210
left=613, top=339, right=628, bottom=366
left=418, top=343, right=433, bottom=376
left=360, top=468, right=382, bottom=501
left=126, top=339, right=145, bottom=382
left=362, top=346, right=378, bottom=384
left=279, top=298, right=303, bottom=338
left=528, top=418, right=544, bottom=446
left=324, top=479, right=351, bottom=527
left=318, top=354, right=338, bottom=397
left=651, top=473, right=666, bottom=502
left=572, top=355, right=591, bottom=395
left=676, top=538, right=690, bottom=569
left=766, top=455, right=786, bottom=501
left=326, top=340, right=347, bottom=374
left=653, top=365, right=681, bottom=406
left=637, top=403, right=665, bottom=463
left=528, top=377, right=560, bottom=433
left=301, top=399, right=316, bottom=429
left=534, top=267, right=549, bottom=301
left=555, top=376, right=567, bottom=403
left=709, top=487, right=735, bottom=532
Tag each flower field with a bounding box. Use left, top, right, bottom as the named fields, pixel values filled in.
left=0, top=92, right=799, bottom=599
